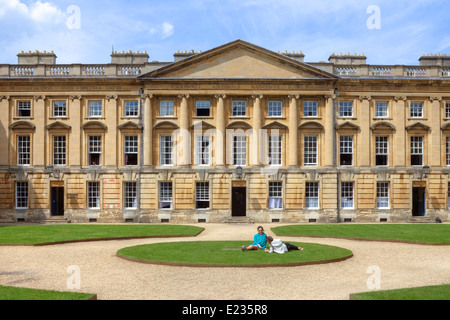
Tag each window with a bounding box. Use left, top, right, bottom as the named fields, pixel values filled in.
left=447, top=137, right=450, bottom=166
left=195, top=136, right=210, bottom=166
left=124, top=101, right=139, bottom=117
left=160, top=101, right=174, bottom=117
left=195, top=182, right=210, bottom=209
left=446, top=103, right=450, bottom=119
left=16, top=182, right=28, bottom=209
left=375, top=136, right=388, bottom=166
left=305, top=182, right=319, bottom=209
left=124, top=136, right=138, bottom=166
left=233, top=136, right=246, bottom=166
left=268, top=101, right=282, bottom=117
left=196, top=101, right=210, bottom=117
left=87, top=182, right=100, bottom=209
left=53, top=136, right=66, bottom=166
left=124, top=182, right=137, bottom=209
left=53, top=101, right=67, bottom=117
left=160, top=136, right=173, bottom=166
left=341, top=182, right=354, bottom=209
left=411, top=136, right=423, bottom=166
left=88, top=136, right=102, bottom=166
left=18, top=101, right=31, bottom=117
left=304, top=101, right=318, bottom=117
left=377, top=182, right=390, bottom=209
left=232, top=101, right=246, bottom=116
left=339, top=101, right=353, bottom=117
left=159, top=182, right=173, bottom=209
left=268, top=136, right=282, bottom=166
left=410, top=102, right=423, bottom=118
left=17, top=136, right=30, bottom=166
left=269, top=182, right=283, bottom=209
left=375, top=102, right=388, bottom=118
left=88, top=101, right=102, bottom=117
left=340, top=136, right=353, bottom=166
left=304, top=136, right=318, bottom=166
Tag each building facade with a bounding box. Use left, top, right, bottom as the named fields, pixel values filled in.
left=1, top=40, right=450, bottom=223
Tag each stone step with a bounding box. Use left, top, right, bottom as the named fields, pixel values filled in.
left=45, top=216, right=70, bottom=224
left=224, top=216, right=255, bottom=224
left=408, top=216, right=435, bottom=224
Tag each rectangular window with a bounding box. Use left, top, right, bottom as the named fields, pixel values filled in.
left=340, top=136, right=353, bottom=166
left=88, top=101, right=102, bottom=118
left=375, top=102, right=388, bottom=118
left=18, top=101, right=31, bottom=117
left=268, top=136, right=282, bottom=166
left=16, top=182, right=28, bottom=209
left=53, top=101, right=67, bottom=118
left=124, top=101, right=139, bottom=117
left=375, top=136, right=389, bottom=166
left=124, top=136, right=138, bottom=166
left=195, top=136, right=210, bottom=166
left=233, top=136, right=246, bottom=166
left=195, top=182, right=210, bottom=209
left=304, top=136, right=318, bottom=166
left=232, top=101, right=247, bottom=116
left=53, top=136, right=66, bottom=166
left=305, top=182, right=319, bottom=209
left=411, top=136, right=423, bottom=166
left=87, top=182, right=100, bottom=209
left=339, top=101, right=353, bottom=117
left=447, top=137, right=450, bottom=166
left=160, top=136, right=173, bottom=166
left=88, top=136, right=102, bottom=166
left=160, top=101, right=174, bottom=117
left=410, top=102, right=423, bottom=118
left=268, top=101, right=282, bottom=117
left=446, top=103, right=450, bottom=119
left=17, top=136, right=30, bottom=166
left=196, top=101, right=210, bottom=117
left=159, top=182, right=173, bottom=209
left=124, top=182, right=137, bottom=209
left=269, top=182, right=283, bottom=209
left=304, top=101, right=318, bottom=117
left=341, top=182, right=354, bottom=209
left=377, top=182, right=390, bottom=209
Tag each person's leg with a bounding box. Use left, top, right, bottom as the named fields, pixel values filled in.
left=285, top=243, right=303, bottom=251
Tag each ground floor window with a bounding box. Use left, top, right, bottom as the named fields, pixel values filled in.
left=195, top=182, right=210, bottom=209
left=305, top=182, right=319, bottom=209
left=159, top=182, right=173, bottom=209
left=16, top=182, right=28, bottom=209
left=341, top=182, right=354, bottom=209
left=87, top=182, right=100, bottom=209
left=124, top=182, right=137, bottom=209
left=377, top=182, right=390, bottom=209
left=269, top=182, right=283, bottom=209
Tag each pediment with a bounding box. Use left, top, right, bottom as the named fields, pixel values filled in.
left=82, top=121, right=107, bottom=130
left=371, top=121, right=396, bottom=132
left=406, top=122, right=431, bottom=132
left=10, top=121, right=36, bottom=131
left=140, top=40, right=338, bottom=80
left=262, top=121, right=288, bottom=130
left=153, top=120, right=179, bottom=129
left=336, top=121, right=360, bottom=131
left=118, top=121, right=142, bottom=131
left=191, top=121, right=215, bottom=130
left=299, top=121, right=324, bottom=130
left=47, top=121, right=72, bottom=131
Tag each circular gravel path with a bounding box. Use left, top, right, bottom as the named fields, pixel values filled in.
left=0, top=223, right=449, bottom=300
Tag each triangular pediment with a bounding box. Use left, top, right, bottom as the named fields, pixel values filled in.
left=140, top=40, right=338, bottom=80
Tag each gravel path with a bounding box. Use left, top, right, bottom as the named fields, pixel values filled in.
left=0, top=223, right=449, bottom=300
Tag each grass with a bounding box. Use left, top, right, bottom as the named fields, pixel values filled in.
left=271, top=224, right=450, bottom=244
left=351, top=284, right=450, bottom=300
left=0, top=285, right=96, bottom=300
left=0, top=224, right=204, bottom=245
left=117, top=241, right=353, bottom=267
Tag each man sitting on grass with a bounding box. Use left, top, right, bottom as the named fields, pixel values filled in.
left=264, top=236, right=304, bottom=254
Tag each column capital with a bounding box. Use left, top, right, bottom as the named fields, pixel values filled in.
left=288, top=94, right=300, bottom=99
left=429, top=96, right=442, bottom=102
left=0, top=96, right=10, bottom=102
left=214, top=94, right=227, bottom=100
left=33, top=95, right=46, bottom=101
left=69, top=95, right=82, bottom=101
left=394, top=96, right=407, bottom=102
left=324, top=94, right=337, bottom=100
left=358, top=95, right=372, bottom=101
left=178, top=94, right=190, bottom=99
left=252, top=94, right=263, bottom=99
left=105, top=95, right=118, bottom=102
left=142, top=94, right=154, bottom=100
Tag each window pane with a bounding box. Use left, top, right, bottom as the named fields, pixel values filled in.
left=16, top=182, right=28, bottom=209
left=124, top=182, right=137, bottom=209
left=340, top=136, right=353, bottom=166
left=125, top=101, right=139, bottom=117
left=195, top=182, right=210, bottom=209
left=160, top=136, right=173, bottom=166
left=377, top=182, right=390, bottom=209
left=269, top=182, right=283, bottom=209
left=410, top=102, right=423, bottom=118
left=196, top=136, right=210, bottom=166
left=89, top=101, right=102, bottom=117
left=232, top=101, right=246, bottom=116
left=375, top=136, right=388, bottom=166
left=305, top=182, right=319, bottom=209
left=341, top=182, right=354, bottom=209
left=196, top=101, right=210, bottom=117
left=268, top=101, right=282, bottom=117
left=53, top=101, right=67, bottom=117
left=304, top=101, right=318, bottom=117
left=18, top=101, right=31, bottom=117
left=233, top=136, right=246, bottom=166
left=87, top=182, right=100, bottom=209
left=340, top=101, right=353, bottom=117
left=375, top=102, right=388, bottom=118
left=17, top=136, right=30, bottom=166
left=53, top=136, right=66, bottom=166
left=268, top=136, right=282, bottom=166
left=304, top=136, right=318, bottom=166
left=160, top=101, right=174, bottom=117
left=124, top=136, right=138, bottom=166
left=410, top=137, right=423, bottom=165
left=159, top=182, right=173, bottom=209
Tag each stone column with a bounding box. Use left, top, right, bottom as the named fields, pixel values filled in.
left=324, top=94, right=337, bottom=167
left=393, top=97, right=407, bottom=167
left=143, top=94, right=153, bottom=167
left=215, top=94, right=226, bottom=167
left=178, top=94, right=190, bottom=167
left=252, top=94, right=263, bottom=166
left=0, top=96, right=10, bottom=166
left=429, top=96, right=442, bottom=166
left=359, top=96, right=371, bottom=167
left=105, top=95, right=118, bottom=167
left=69, top=96, right=82, bottom=168
left=33, top=95, right=46, bottom=167
left=288, top=95, right=299, bottom=167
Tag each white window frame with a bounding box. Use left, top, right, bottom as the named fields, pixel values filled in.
left=17, top=101, right=31, bottom=118
left=160, top=136, right=174, bottom=166
left=53, top=136, right=66, bottom=166
left=375, top=102, right=388, bottom=118
left=446, top=103, right=450, bottom=119
left=53, top=101, right=67, bottom=118
left=16, top=182, right=28, bottom=209
left=159, top=182, right=173, bottom=209
left=124, top=136, right=138, bottom=166
left=124, top=100, right=139, bottom=117
left=410, top=102, right=423, bottom=118
left=88, top=136, right=102, bottom=166
left=88, top=100, right=103, bottom=118
left=87, top=182, right=100, bottom=209
left=268, top=101, right=283, bottom=117
left=377, top=182, right=390, bottom=209
left=196, top=100, right=210, bottom=117
left=446, top=137, right=450, bottom=166
left=268, top=181, right=283, bottom=209
left=304, top=136, right=318, bottom=166
left=339, top=101, right=353, bottom=118
left=268, top=135, right=282, bottom=166
left=410, top=136, right=423, bottom=166
left=305, top=182, right=319, bottom=209
left=233, top=135, right=247, bottom=166
left=160, top=100, right=174, bottom=117
left=375, top=136, right=389, bottom=167
left=195, top=135, right=211, bottom=166
left=340, top=136, right=353, bottom=166
left=17, top=135, right=31, bottom=166
left=303, top=101, right=318, bottom=117
left=195, top=182, right=210, bottom=209
left=341, top=182, right=354, bottom=209
left=124, top=182, right=137, bottom=209
left=232, top=101, right=247, bottom=116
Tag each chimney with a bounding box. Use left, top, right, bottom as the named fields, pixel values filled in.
left=18, top=50, right=57, bottom=65
left=174, top=50, right=199, bottom=62
left=419, top=54, right=450, bottom=67
left=281, top=51, right=305, bottom=62
left=329, top=53, right=367, bottom=65
left=111, top=50, right=149, bottom=64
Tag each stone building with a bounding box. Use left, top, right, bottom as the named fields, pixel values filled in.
left=0, top=40, right=449, bottom=223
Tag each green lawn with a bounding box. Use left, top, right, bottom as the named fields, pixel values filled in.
left=0, top=224, right=204, bottom=245
left=0, top=285, right=96, bottom=300
left=117, top=241, right=353, bottom=267
left=351, top=284, right=450, bottom=300
left=271, top=224, right=450, bottom=244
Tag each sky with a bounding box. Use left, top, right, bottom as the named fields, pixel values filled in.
left=0, top=0, right=449, bottom=66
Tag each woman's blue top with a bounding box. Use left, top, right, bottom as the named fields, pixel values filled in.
left=251, top=233, right=267, bottom=250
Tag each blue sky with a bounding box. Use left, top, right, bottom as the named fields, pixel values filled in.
left=0, top=0, right=449, bottom=65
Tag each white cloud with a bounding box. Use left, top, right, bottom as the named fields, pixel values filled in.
left=149, top=22, right=175, bottom=39
left=0, top=0, right=65, bottom=24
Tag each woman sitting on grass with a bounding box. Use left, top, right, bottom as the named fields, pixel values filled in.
left=242, top=226, right=267, bottom=251
left=264, top=236, right=304, bottom=254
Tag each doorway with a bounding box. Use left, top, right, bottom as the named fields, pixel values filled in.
left=232, top=187, right=246, bottom=217
left=51, top=187, right=65, bottom=216
left=412, top=187, right=426, bottom=217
